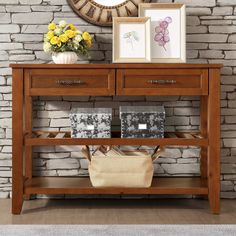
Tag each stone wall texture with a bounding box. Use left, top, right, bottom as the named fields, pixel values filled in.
left=0, top=0, right=236, bottom=199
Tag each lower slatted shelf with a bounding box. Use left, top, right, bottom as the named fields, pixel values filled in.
left=24, top=177, right=208, bottom=195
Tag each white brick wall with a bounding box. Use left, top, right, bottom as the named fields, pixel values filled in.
left=0, top=0, right=236, bottom=199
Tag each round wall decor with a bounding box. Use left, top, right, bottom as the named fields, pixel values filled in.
left=67, top=0, right=151, bottom=27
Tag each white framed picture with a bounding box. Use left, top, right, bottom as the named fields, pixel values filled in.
left=139, top=3, right=186, bottom=63
left=113, top=17, right=151, bottom=63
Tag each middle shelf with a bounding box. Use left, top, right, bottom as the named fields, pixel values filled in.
left=25, top=131, right=208, bottom=146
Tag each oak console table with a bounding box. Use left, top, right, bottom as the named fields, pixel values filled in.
left=11, top=63, right=222, bottom=214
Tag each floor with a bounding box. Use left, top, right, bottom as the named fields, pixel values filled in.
left=1, top=198, right=236, bottom=224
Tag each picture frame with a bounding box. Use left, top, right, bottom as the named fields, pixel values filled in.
left=139, top=3, right=186, bottom=63
left=113, top=17, right=151, bottom=63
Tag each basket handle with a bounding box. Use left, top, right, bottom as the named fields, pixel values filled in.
left=82, top=145, right=111, bottom=162
left=151, top=146, right=164, bottom=162
left=82, top=145, right=164, bottom=162
left=82, top=145, right=91, bottom=162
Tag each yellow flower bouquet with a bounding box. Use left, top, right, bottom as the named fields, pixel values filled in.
left=43, top=20, right=93, bottom=55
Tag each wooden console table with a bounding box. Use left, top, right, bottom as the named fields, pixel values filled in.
left=11, top=63, right=222, bottom=214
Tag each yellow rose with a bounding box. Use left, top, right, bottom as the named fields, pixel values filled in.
left=48, top=22, right=56, bottom=31
left=50, top=36, right=60, bottom=45
left=65, top=30, right=76, bottom=39
left=82, top=32, right=91, bottom=41
left=57, top=40, right=61, bottom=47
left=69, top=24, right=76, bottom=31
left=47, top=31, right=54, bottom=40
left=59, top=34, right=68, bottom=43
left=86, top=39, right=92, bottom=48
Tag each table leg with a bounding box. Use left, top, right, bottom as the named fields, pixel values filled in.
left=12, top=69, right=24, bottom=214
left=200, top=96, right=208, bottom=182
left=208, top=68, right=221, bottom=214
left=24, top=96, right=33, bottom=200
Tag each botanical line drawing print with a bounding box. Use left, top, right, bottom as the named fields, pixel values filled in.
left=123, top=31, right=139, bottom=50
left=154, top=17, right=172, bottom=51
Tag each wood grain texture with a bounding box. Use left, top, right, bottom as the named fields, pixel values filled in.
left=208, top=68, right=221, bottom=214
left=24, top=96, right=32, bottom=200
left=116, top=68, right=208, bottom=95
left=27, top=68, right=115, bottom=96
left=11, top=63, right=222, bottom=214
left=24, top=177, right=208, bottom=195
left=25, top=131, right=208, bottom=146
left=24, top=70, right=33, bottom=200
left=12, top=68, right=24, bottom=214
left=66, top=0, right=151, bottom=27
left=200, top=96, right=208, bottom=183
left=26, top=136, right=208, bottom=146
left=10, top=63, right=222, bottom=69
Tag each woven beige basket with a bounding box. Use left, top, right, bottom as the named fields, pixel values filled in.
left=82, top=146, right=163, bottom=188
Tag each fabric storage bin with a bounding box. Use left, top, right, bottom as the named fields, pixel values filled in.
left=89, top=156, right=154, bottom=187
left=82, top=145, right=163, bottom=188
left=69, top=108, right=112, bottom=138
left=120, top=106, right=165, bottom=138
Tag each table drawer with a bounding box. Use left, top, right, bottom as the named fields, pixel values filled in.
left=117, top=69, right=208, bottom=96
left=25, top=69, right=115, bottom=96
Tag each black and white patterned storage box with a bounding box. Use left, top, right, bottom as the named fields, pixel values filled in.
left=120, top=106, right=165, bottom=138
left=69, top=108, right=112, bottom=138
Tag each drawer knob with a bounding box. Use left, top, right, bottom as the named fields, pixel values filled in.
left=147, top=79, right=176, bottom=84
left=56, top=80, right=85, bottom=86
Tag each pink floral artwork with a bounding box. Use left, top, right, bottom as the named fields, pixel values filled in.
left=154, top=17, right=172, bottom=51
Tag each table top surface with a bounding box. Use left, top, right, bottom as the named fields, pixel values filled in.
left=10, top=63, right=223, bottom=69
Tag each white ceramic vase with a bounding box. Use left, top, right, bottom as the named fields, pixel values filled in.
left=52, top=51, right=78, bottom=64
